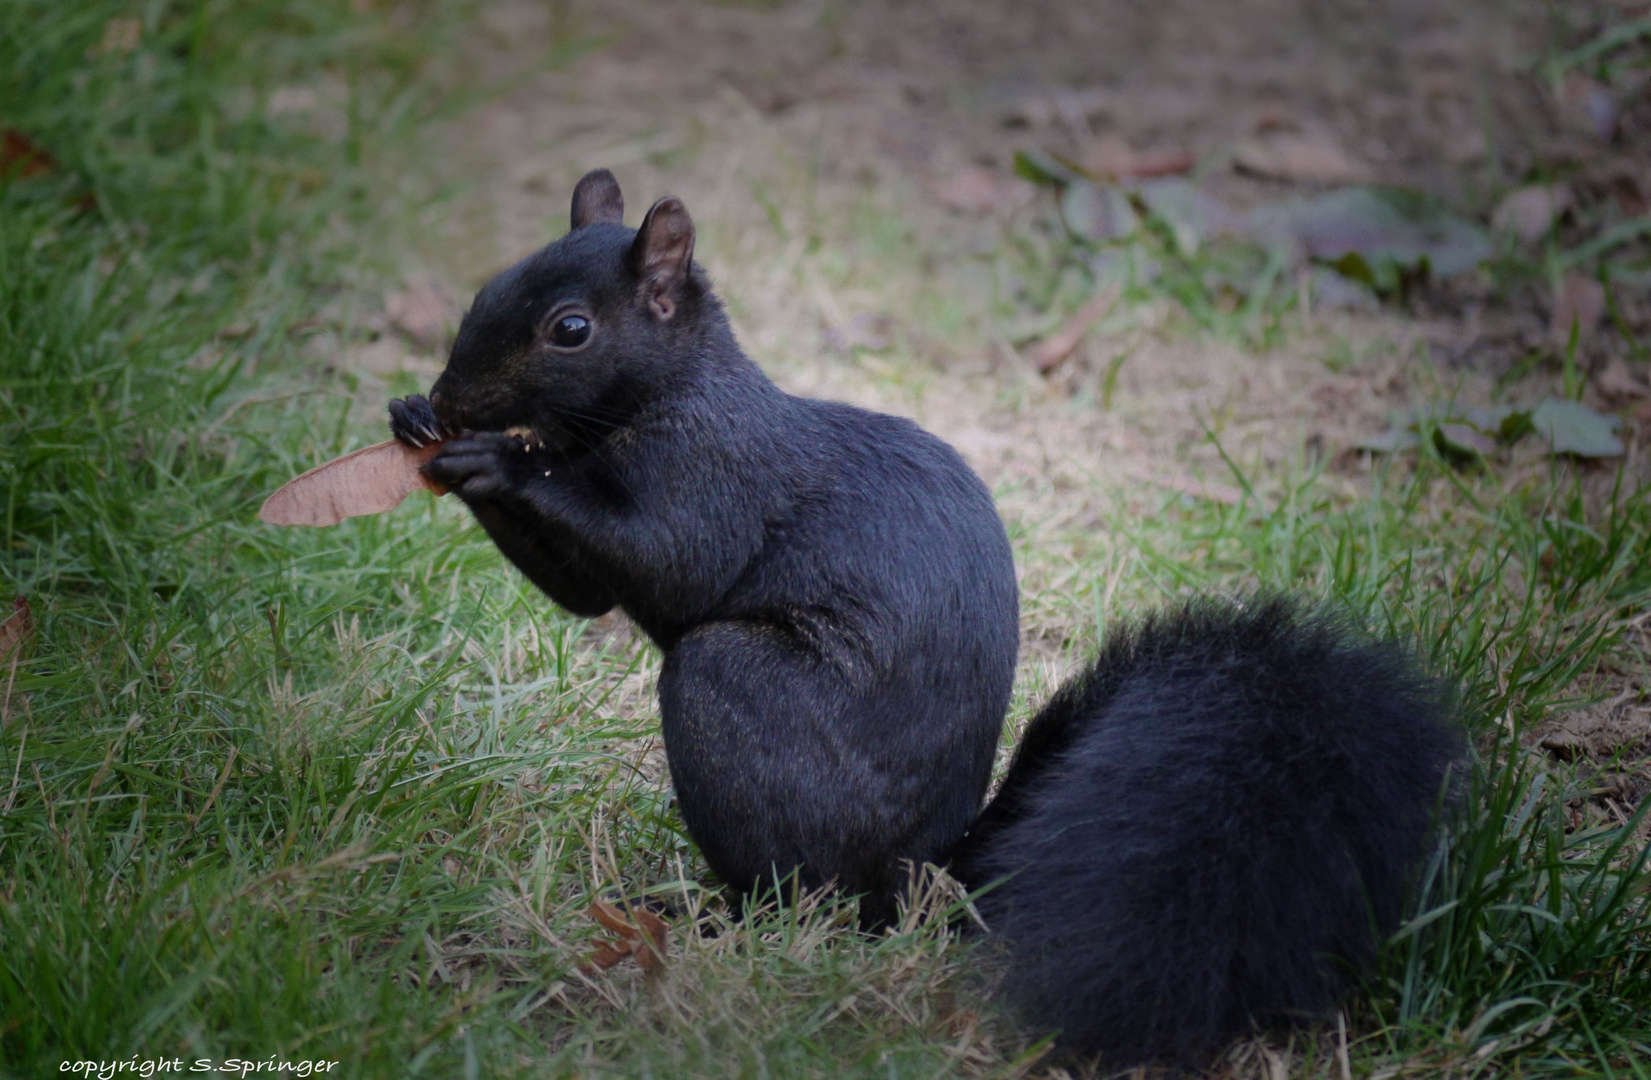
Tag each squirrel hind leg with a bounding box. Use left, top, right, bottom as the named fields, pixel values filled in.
left=957, top=595, right=1466, bottom=1068
left=659, top=619, right=991, bottom=929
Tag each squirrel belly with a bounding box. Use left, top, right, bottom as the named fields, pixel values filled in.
left=954, top=597, right=1465, bottom=1067
left=389, top=168, right=1468, bottom=1068
left=653, top=398, right=1020, bottom=929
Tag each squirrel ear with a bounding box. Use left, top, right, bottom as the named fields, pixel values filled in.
left=570, top=169, right=624, bottom=229
left=630, top=197, right=695, bottom=321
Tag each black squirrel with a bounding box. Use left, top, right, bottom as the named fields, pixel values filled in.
left=387, top=169, right=1465, bottom=1068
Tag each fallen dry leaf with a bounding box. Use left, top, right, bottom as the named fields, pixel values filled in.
left=0, top=130, right=55, bottom=179
left=1248, top=103, right=1298, bottom=133
left=580, top=900, right=669, bottom=974
left=1060, top=179, right=1140, bottom=243
left=2, top=596, right=34, bottom=724
left=1491, top=184, right=1572, bottom=245
left=1575, top=156, right=1651, bottom=217
left=1080, top=136, right=1196, bottom=180
left=1596, top=357, right=1648, bottom=401
left=93, top=17, right=142, bottom=57
left=1530, top=693, right=1651, bottom=764
left=582, top=939, right=633, bottom=971
left=1437, top=422, right=1499, bottom=457
left=1026, top=282, right=1123, bottom=375
left=1551, top=272, right=1607, bottom=345
left=1561, top=74, right=1619, bottom=142
left=1608, top=174, right=1649, bottom=217
left=0, top=598, right=30, bottom=663
left=932, top=166, right=1034, bottom=215
left=1244, top=186, right=1489, bottom=279
left=1233, top=133, right=1372, bottom=184
left=259, top=440, right=447, bottom=527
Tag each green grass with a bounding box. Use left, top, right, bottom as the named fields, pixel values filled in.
left=4, top=3, right=1651, bottom=1078
left=1108, top=454, right=1651, bottom=1072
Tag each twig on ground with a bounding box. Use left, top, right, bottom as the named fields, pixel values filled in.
left=1026, top=283, right=1122, bottom=374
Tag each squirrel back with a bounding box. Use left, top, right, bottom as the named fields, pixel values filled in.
left=390, top=170, right=1467, bottom=1068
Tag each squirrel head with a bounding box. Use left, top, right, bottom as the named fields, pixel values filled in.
left=427, top=168, right=722, bottom=443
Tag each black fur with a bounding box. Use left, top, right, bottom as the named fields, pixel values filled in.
left=389, top=171, right=1466, bottom=1064
left=393, top=181, right=1018, bottom=927
left=954, top=597, right=1463, bottom=1067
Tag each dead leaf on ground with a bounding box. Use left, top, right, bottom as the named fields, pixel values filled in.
left=384, top=282, right=456, bottom=351
left=932, top=166, right=1034, bottom=215
left=1568, top=155, right=1650, bottom=217
left=1491, top=184, right=1572, bottom=245
left=1025, top=282, right=1122, bottom=374
left=1531, top=398, right=1623, bottom=457
left=1248, top=103, right=1299, bottom=133
left=1246, top=186, right=1490, bottom=282
left=1561, top=74, right=1620, bottom=143
left=1358, top=398, right=1622, bottom=459
left=1551, top=272, right=1606, bottom=345
left=1595, top=357, right=1648, bottom=401
left=1132, top=177, right=1238, bottom=255
left=579, top=900, right=669, bottom=974
left=92, top=17, right=142, bottom=57
left=1602, top=169, right=1649, bottom=217
left=1060, top=179, right=1139, bottom=243
left=1, top=130, right=55, bottom=179
left=1437, top=422, right=1500, bottom=456
left=1530, top=696, right=1651, bottom=764
left=1232, top=133, right=1373, bottom=184
left=0, top=598, right=30, bottom=662
left=1079, top=136, right=1196, bottom=180
left=259, top=440, right=448, bottom=528
left=2, top=597, right=35, bottom=724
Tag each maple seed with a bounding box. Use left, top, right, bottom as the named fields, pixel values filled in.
left=259, top=439, right=449, bottom=527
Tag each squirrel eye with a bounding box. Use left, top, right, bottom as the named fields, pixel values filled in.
left=549, top=313, right=591, bottom=349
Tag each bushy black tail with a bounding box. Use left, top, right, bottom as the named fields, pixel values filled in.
left=953, top=596, right=1466, bottom=1068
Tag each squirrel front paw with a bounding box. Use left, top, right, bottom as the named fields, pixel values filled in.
left=423, top=432, right=537, bottom=500
left=388, top=394, right=449, bottom=448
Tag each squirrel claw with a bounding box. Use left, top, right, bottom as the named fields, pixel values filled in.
left=389, top=394, right=448, bottom=448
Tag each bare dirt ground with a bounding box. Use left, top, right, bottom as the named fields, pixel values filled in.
left=378, top=0, right=1651, bottom=664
